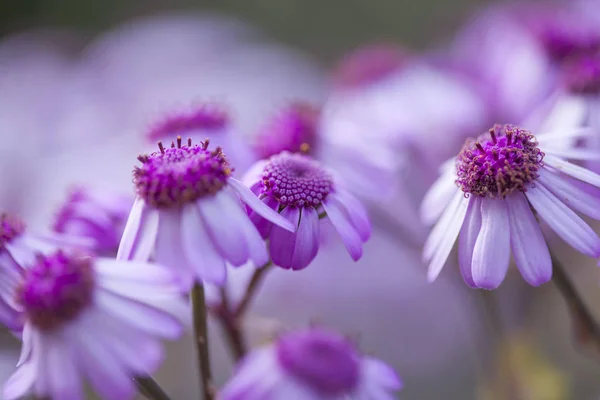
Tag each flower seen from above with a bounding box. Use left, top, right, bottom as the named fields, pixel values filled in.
left=220, top=327, right=401, bottom=400
left=244, top=152, right=371, bottom=270
left=117, top=138, right=295, bottom=288
left=422, top=124, right=600, bottom=289
left=3, top=250, right=188, bottom=400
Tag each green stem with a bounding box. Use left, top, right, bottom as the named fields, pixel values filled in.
left=135, top=376, right=172, bottom=400
left=234, top=262, right=273, bottom=317
left=191, top=284, right=215, bottom=400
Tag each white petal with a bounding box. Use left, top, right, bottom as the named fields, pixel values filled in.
left=538, top=168, right=600, bottom=219
left=115, top=197, right=145, bottom=261
left=420, top=164, right=457, bottom=225
left=543, top=154, right=600, bottom=187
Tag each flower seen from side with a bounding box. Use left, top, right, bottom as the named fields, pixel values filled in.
left=2, top=250, right=188, bottom=400
left=117, top=137, right=295, bottom=288
left=243, top=151, right=371, bottom=270
left=422, top=123, right=600, bottom=289
left=220, top=327, right=401, bottom=400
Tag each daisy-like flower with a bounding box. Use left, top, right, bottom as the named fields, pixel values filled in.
left=220, top=327, right=402, bottom=400
left=422, top=123, right=600, bottom=289
left=3, top=250, right=187, bottom=400
left=117, top=137, right=295, bottom=288
left=53, top=186, right=133, bottom=257
left=243, top=151, right=371, bottom=270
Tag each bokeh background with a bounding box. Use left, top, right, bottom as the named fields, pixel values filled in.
left=2, top=0, right=600, bottom=399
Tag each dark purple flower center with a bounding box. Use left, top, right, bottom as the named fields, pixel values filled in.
left=17, top=251, right=94, bottom=331
left=254, top=103, right=319, bottom=159
left=260, top=152, right=333, bottom=208
left=456, top=124, right=544, bottom=198
left=134, top=138, right=232, bottom=208
left=277, top=329, right=360, bottom=395
left=562, top=53, right=600, bottom=95
left=147, top=105, right=229, bottom=141
left=0, top=213, right=25, bottom=249
left=333, top=44, right=408, bottom=88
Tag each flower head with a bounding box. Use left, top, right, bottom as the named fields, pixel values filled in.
left=53, top=186, right=132, bottom=257
left=220, top=328, right=401, bottom=400
left=118, top=138, right=295, bottom=288
left=3, top=251, right=187, bottom=400
left=244, top=152, right=370, bottom=270
left=422, top=124, right=600, bottom=289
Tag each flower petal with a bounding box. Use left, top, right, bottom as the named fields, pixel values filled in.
left=420, top=164, right=457, bottom=225
left=115, top=197, right=145, bottom=261
left=322, top=199, right=363, bottom=261
left=362, top=357, right=402, bottom=390
left=44, top=333, right=83, bottom=400
left=154, top=209, right=195, bottom=289
left=526, top=183, right=600, bottom=257
left=269, top=207, right=300, bottom=269
left=471, top=198, right=510, bottom=289
left=229, top=178, right=295, bottom=232
left=506, top=193, right=552, bottom=286
left=458, top=196, right=482, bottom=288
left=328, top=190, right=371, bottom=241
left=290, top=207, right=320, bottom=270
left=538, top=168, right=600, bottom=220
left=249, top=197, right=279, bottom=239
left=543, top=154, right=600, bottom=187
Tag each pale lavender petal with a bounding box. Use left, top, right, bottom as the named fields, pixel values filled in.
left=328, top=190, right=371, bottom=241
left=471, top=198, right=510, bottom=289
left=3, top=361, right=35, bottom=400
left=221, top=348, right=280, bottom=399
left=44, top=333, right=83, bottom=400
left=94, top=290, right=182, bottom=339
left=544, top=148, right=600, bottom=161
left=423, top=189, right=463, bottom=261
left=322, top=199, right=363, bottom=261
left=269, top=207, right=300, bottom=269
left=362, top=357, right=402, bottom=390
left=506, top=193, right=552, bottom=286
left=182, top=203, right=227, bottom=284
left=526, top=183, right=600, bottom=257
left=538, top=168, right=600, bottom=220
left=227, top=193, right=269, bottom=267
left=290, top=207, right=320, bottom=270
left=154, top=209, right=195, bottom=289
left=5, top=238, right=37, bottom=268
left=130, top=206, right=159, bottom=262
left=95, top=258, right=178, bottom=284
left=33, top=330, right=49, bottom=397
left=458, top=196, right=482, bottom=288
left=420, top=165, right=457, bottom=225
left=229, top=178, right=295, bottom=232
left=249, top=197, right=279, bottom=238
left=242, top=160, right=268, bottom=187
left=197, top=191, right=249, bottom=266
left=543, top=154, right=600, bottom=187
left=426, top=193, right=469, bottom=283
left=17, top=324, right=32, bottom=367
left=115, top=196, right=145, bottom=261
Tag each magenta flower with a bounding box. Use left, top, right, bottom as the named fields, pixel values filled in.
left=243, top=152, right=370, bottom=270
left=220, top=328, right=401, bottom=400
left=422, top=124, right=600, bottom=289
left=53, top=186, right=133, bottom=257
left=117, top=138, right=295, bottom=288
left=2, top=251, right=187, bottom=400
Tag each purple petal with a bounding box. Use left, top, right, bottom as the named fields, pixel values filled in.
left=230, top=196, right=270, bottom=267
left=116, top=197, right=145, bottom=261
left=471, top=198, right=510, bottom=289
left=4, top=359, right=36, bottom=400
left=17, top=324, right=32, bottom=367
left=182, top=203, right=227, bottom=284
left=291, top=207, right=320, bottom=270
left=95, top=258, right=178, bottom=284
left=458, top=196, right=482, bottom=288
left=44, top=334, right=83, bottom=400
left=322, top=199, right=363, bottom=261
left=363, top=357, right=403, bottom=390
left=197, top=191, right=249, bottom=266
left=543, top=154, right=600, bottom=187
left=269, top=207, right=300, bottom=269
left=506, top=193, right=552, bottom=286
left=5, top=238, right=37, bottom=268
left=328, top=190, right=371, bottom=241
left=228, top=178, right=295, bottom=232
left=420, top=166, right=457, bottom=225
left=250, top=197, right=279, bottom=239
left=526, top=183, right=600, bottom=257
left=538, top=168, right=600, bottom=220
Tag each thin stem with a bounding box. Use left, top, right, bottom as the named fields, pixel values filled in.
left=191, top=283, right=215, bottom=400
left=551, top=253, right=600, bottom=351
left=235, top=262, right=273, bottom=317
left=135, top=376, right=172, bottom=400
left=217, top=286, right=247, bottom=361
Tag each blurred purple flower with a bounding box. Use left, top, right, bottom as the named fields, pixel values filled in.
left=3, top=251, right=187, bottom=400
left=117, top=140, right=295, bottom=288
left=220, top=327, right=401, bottom=400
left=422, top=124, right=600, bottom=289
left=53, top=186, right=133, bottom=257
left=243, top=152, right=370, bottom=270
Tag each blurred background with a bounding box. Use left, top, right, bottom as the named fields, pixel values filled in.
left=2, top=0, right=600, bottom=399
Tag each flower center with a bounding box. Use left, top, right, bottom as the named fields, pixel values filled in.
left=260, top=152, right=333, bottom=208
left=254, top=103, right=319, bottom=159
left=147, top=105, right=228, bottom=142
left=0, top=213, right=25, bottom=249
left=16, top=251, right=95, bottom=331
left=277, top=329, right=360, bottom=395
left=456, top=124, right=544, bottom=198
left=333, top=44, right=408, bottom=88
left=562, top=53, right=600, bottom=94
left=134, top=138, right=232, bottom=208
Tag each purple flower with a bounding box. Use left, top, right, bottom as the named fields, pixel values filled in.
left=53, top=186, right=133, bottom=257
left=117, top=139, right=295, bottom=288
left=243, top=152, right=371, bottom=269
left=422, top=124, right=600, bottom=289
left=220, top=328, right=401, bottom=400
left=2, top=251, right=187, bottom=400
